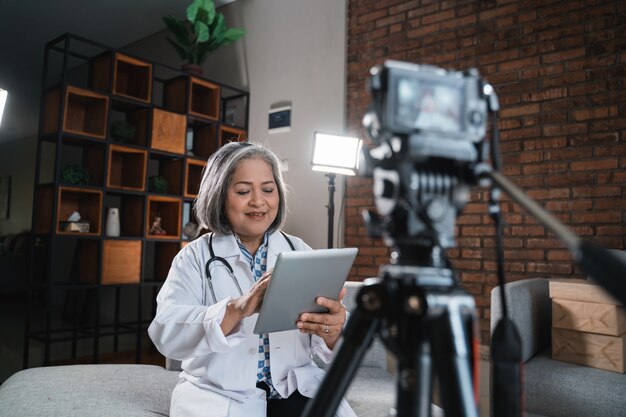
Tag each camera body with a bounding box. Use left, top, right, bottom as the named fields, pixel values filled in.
left=361, top=61, right=495, bottom=256
left=366, top=60, right=489, bottom=163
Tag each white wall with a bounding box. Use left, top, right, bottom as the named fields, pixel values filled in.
left=223, top=0, right=348, bottom=249
left=0, top=135, right=37, bottom=234
left=126, top=0, right=348, bottom=249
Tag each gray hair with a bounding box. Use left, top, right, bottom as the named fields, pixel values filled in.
left=194, top=141, right=287, bottom=235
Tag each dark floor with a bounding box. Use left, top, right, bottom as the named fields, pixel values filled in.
left=0, top=294, right=27, bottom=384
left=0, top=292, right=163, bottom=384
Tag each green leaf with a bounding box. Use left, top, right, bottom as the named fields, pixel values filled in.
left=209, top=13, right=226, bottom=44
left=222, top=28, right=246, bottom=43
left=194, top=20, right=209, bottom=44
left=163, top=15, right=192, bottom=47
left=165, top=37, right=189, bottom=61
left=187, top=0, right=215, bottom=25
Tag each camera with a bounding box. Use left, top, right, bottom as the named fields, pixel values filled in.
left=360, top=61, right=496, bottom=253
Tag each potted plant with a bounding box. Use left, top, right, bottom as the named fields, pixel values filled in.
left=163, top=0, right=246, bottom=75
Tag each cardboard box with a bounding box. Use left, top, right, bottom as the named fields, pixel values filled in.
left=552, top=298, right=626, bottom=336
left=549, top=278, right=625, bottom=373
left=552, top=328, right=625, bottom=373
left=549, top=278, right=622, bottom=305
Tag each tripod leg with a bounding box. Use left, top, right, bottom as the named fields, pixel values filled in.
left=301, top=304, right=380, bottom=417
left=394, top=338, right=432, bottom=417
left=429, top=293, right=479, bottom=417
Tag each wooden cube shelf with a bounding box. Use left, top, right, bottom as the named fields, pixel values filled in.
left=188, top=123, right=218, bottom=159
left=60, top=138, right=106, bottom=187
left=163, top=76, right=220, bottom=120
left=107, top=144, right=147, bottom=191
left=35, top=186, right=54, bottom=234
left=148, top=156, right=183, bottom=195
left=219, top=125, right=247, bottom=146
left=153, top=242, right=181, bottom=282
left=190, top=77, right=220, bottom=120
left=146, top=196, right=181, bottom=239
left=106, top=194, right=145, bottom=237
left=90, top=52, right=152, bottom=103
left=102, top=240, right=142, bottom=285
left=43, top=86, right=109, bottom=139
left=109, top=106, right=149, bottom=147
left=76, top=240, right=100, bottom=284
left=184, top=158, right=206, bottom=198
left=151, top=108, right=186, bottom=154
left=56, top=186, right=103, bottom=236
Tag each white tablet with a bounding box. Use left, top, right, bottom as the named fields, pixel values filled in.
left=253, top=247, right=359, bottom=334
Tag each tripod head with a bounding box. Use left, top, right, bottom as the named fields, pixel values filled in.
left=359, top=61, right=497, bottom=264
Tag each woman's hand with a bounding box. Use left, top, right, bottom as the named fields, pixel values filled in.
left=220, top=271, right=272, bottom=335
left=296, top=287, right=347, bottom=350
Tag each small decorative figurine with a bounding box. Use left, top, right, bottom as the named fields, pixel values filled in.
left=149, top=216, right=167, bottom=236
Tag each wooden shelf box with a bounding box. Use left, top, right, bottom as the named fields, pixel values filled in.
left=90, top=52, right=152, bottom=103
left=56, top=186, right=103, bottom=236
left=151, top=108, right=186, bottom=154
left=43, top=86, right=109, bottom=139
left=146, top=196, right=181, bottom=239
left=60, top=138, right=106, bottom=187
left=105, top=193, right=145, bottom=238
left=550, top=279, right=626, bottom=373
left=188, top=123, right=218, bottom=159
left=109, top=105, right=149, bottom=147
left=148, top=156, right=183, bottom=195
left=184, top=158, right=206, bottom=198
left=102, top=240, right=142, bottom=285
left=219, top=125, right=247, bottom=146
left=163, top=76, right=220, bottom=120
left=107, top=144, right=147, bottom=191
left=34, top=186, right=54, bottom=234
left=154, top=242, right=181, bottom=282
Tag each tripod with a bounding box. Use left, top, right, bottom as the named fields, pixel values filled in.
left=302, top=249, right=479, bottom=417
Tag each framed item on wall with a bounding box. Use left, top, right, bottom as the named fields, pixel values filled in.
left=0, top=175, right=11, bottom=220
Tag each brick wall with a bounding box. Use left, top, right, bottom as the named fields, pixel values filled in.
left=344, top=0, right=626, bottom=343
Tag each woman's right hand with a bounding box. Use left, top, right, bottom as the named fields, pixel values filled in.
left=220, top=271, right=272, bottom=335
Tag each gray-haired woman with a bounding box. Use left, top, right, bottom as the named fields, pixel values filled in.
left=148, top=142, right=356, bottom=417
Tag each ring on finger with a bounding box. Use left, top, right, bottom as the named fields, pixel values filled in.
left=324, top=325, right=329, bottom=334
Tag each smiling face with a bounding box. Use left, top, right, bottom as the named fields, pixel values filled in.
left=225, top=157, right=279, bottom=250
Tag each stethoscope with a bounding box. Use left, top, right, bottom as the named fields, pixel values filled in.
left=204, top=232, right=295, bottom=305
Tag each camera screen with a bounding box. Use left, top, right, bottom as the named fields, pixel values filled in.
left=394, top=77, right=463, bottom=134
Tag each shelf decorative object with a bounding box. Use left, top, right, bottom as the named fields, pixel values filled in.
left=148, top=175, right=168, bottom=194
left=60, top=165, right=90, bottom=186
left=162, top=0, right=246, bottom=74
left=105, top=207, right=121, bottom=237
left=110, top=120, right=136, bottom=143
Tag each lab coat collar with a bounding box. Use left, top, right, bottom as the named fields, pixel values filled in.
left=211, top=230, right=292, bottom=265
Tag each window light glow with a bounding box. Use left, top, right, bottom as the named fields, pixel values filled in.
left=0, top=89, right=7, bottom=126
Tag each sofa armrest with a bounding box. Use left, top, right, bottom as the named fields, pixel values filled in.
left=490, top=278, right=551, bottom=363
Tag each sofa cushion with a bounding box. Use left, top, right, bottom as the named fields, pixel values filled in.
left=0, top=364, right=179, bottom=417
left=347, top=365, right=444, bottom=417
left=525, top=350, right=626, bottom=417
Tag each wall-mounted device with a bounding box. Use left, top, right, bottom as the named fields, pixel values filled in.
left=269, top=104, right=292, bottom=133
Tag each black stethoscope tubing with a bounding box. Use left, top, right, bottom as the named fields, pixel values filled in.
left=204, top=232, right=295, bottom=305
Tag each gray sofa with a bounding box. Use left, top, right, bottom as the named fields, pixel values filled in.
left=490, top=278, right=626, bottom=417
left=0, top=281, right=443, bottom=417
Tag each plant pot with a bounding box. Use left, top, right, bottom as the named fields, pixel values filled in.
left=181, top=64, right=204, bottom=77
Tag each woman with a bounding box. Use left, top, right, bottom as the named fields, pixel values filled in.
left=148, top=142, right=356, bottom=417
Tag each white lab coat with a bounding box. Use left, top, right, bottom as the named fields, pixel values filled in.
left=148, top=231, right=356, bottom=417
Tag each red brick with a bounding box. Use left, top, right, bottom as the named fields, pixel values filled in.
left=570, top=158, right=618, bottom=171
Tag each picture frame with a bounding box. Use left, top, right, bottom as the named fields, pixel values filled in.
left=0, top=175, right=10, bottom=220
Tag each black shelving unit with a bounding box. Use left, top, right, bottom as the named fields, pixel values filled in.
left=24, top=33, right=249, bottom=367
